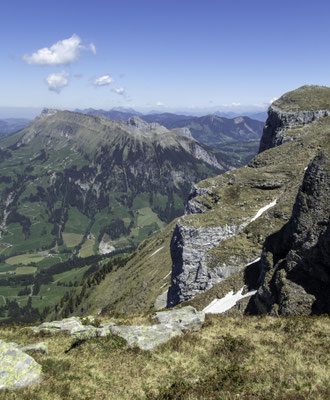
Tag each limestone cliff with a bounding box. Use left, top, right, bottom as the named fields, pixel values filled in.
left=252, top=153, right=330, bottom=315
left=259, top=107, right=330, bottom=153
left=167, top=85, right=330, bottom=309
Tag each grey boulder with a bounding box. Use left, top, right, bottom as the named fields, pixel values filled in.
left=0, top=340, right=42, bottom=390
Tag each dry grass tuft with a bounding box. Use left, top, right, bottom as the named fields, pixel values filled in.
left=0, top=314, right=329, bottom=399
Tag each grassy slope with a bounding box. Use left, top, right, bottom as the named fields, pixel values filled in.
left=0, top=314, right=329, bottom=399
left=54, top=221, right=176, bottom=318
left=273, top=85, right=330, bottom=112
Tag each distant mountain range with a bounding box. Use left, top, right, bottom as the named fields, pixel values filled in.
left=0, top=118, right=31, bottom=139
left=0, top=110, right=231, bottom=260
left=77, top=109, right=264, bottom=146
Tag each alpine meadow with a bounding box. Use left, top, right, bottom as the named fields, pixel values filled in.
left=0, top=1, right=329, bottom=399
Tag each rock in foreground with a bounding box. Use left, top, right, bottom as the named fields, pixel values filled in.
left=0, top=340, right=42, bottom=390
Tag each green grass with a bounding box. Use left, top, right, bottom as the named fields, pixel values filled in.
left=33, top=284, right=72, bottom=310
left=64, top=208, right=90, bottom=235
left=274, top=85, right=330, bottom=112
left=52, top=265, right=90, bottom=285
left=6, top=254, right=45, bottom=265
left=14, top=266, right=37, bottom=275
left=35, top=254, right=70, bottom=271
left=79, top=238, right=95, bottom=257
left=62, top=233, right=83, bottom=248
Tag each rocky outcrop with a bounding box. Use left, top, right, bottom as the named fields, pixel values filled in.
left=252, top=153, right=330, bottom=315
left=31, top=307, right=205, bottom=350
left=0, top=340, right=42, bottom=390
left=185, top=185, right=210, bottom=214
left=259, top=105, right=330, bottom=152
left=110, top=324, right=182, bottom=351
left=167, top=222, right=246, bottom=307
left=167, top=86, right=330, bottom=310
left=154, top=305, right=205, bottom=331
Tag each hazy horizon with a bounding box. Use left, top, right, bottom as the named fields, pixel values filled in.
left=1, top=0, right=329, bottom=113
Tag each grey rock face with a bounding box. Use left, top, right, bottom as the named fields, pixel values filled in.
left=31, top=316, right=83, bottom=334
left=154, top=306, right=205, bottom=332
left=253, top=153, right=330, bottom=315
left=0, top=340, right=42, bottom=390
left=109, top=324, right=183, bottom=351
left=191, top=142, right=228, bottom=171
left=259, top=105, right=330, bottom=153
left=185, top=185, right=211, bottom=214
left=167, top=221, right=246, bottom=307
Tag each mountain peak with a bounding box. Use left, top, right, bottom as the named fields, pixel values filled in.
left=41, top=108, right=59, bottom=116
left=272, top=85, right=330, bottom=112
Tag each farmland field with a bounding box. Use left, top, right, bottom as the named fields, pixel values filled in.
left=6, top=253, right=46, bottom=265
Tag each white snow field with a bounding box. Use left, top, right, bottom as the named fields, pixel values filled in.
left=203, top=287, right=257, bottom=314
left=250, top=198, right=277, bottom=223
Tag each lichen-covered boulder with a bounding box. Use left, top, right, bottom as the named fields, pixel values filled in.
left=154, top=306, right=205, bottom=332
left=109, top=324, right=182, bottom=350
left=71, top=325, right=105, bottom=340
left=31, top=317, right=83, bottom=334
left=0, top=340, right=41, bottom=390
left=21, top=342, right=48, bottom=355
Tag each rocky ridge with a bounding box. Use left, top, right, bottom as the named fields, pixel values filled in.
left=167, top=85, right=330, bottom=312
left=259, top=106, right=330, bottom=152
left=30, top=306, right=204, bottom=350
left=253, top=153, right=330, bottom=315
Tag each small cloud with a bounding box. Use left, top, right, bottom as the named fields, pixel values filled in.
left=221, top=102, right=241, bottom=107
left=89, top=43, right=96, bottom=55
left=269, top=97, right=277, bottom=104
left=22, top=34, right=95, bottom=66
left=45, top=71, right=69, bottom=93
left=94, top=74, right=113, bottom=87
left=156, top=101, right=165, bottom=107
left=112, top=87, right=125, bottom=95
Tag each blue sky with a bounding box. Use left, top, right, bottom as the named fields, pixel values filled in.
left=1, top=0, right=329, bottom=115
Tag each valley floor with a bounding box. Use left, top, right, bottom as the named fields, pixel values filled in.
left=0, top=313, right=329, bottom=399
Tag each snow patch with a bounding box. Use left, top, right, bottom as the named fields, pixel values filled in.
left=250, top=199, right=277, bottom=223
left=203, top=287, right=257, bottom=314
left=245, top=257, right=261, bottom=266
left=149, top=246, right=164, bottom=258
left=163, top=272, right=171, bottom=280
left=159, top=282, right=168, bottom=290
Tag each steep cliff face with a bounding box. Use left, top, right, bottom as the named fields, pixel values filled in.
left=167, top=85, right=330, bottom=309
left=253, top=153, right=330, bottom=315
left=259, top=107, right=330, bottom=153
left=259, top=85, right=330, bottom=152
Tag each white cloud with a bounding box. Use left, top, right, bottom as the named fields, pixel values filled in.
left=89, top=43, right=96, bottom=55
left=156, top=101, right=165, bottom=106
left=22, top=34, right=95, bottom=66
left=45, top=71, right=69, bottom=93
left=94, top=74, right=113, bottom=86
left=269, top=97, right=278, bottom=104
left=112, top=87, right=125, bottom=95
left=221, top=102, right=241, bottom=107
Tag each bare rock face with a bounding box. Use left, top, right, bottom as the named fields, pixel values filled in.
left=166, top=86, right=330, bottom=310
left=253, top=153, right=330, bottom=315
left=167, top=221, right=246, bottom=307
left=259, top=105, right=330, bottom=153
